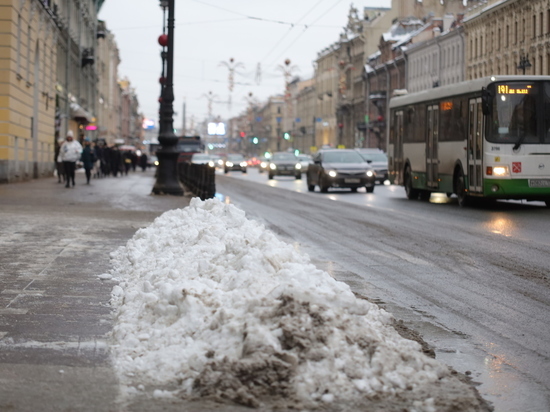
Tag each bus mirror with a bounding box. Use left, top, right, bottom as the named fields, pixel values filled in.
left=481, top=88, right=492, bottom=116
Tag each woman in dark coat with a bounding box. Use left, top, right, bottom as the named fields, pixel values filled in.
left=81, top=138, right=96, bottom=184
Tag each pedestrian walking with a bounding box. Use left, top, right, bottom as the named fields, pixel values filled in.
left=139, top=153, right=148, bottom=172
left=110, top=146, right=123, bottom=177
left=54, top=138, right=66, bottom=183
left=59, top=130, right=82, bottom=188
left=81, top=137, right=96, bottom=184
left=123, top=151, right=133, bottom=175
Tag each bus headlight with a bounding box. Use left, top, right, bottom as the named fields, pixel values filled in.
left=487, top=166, right=509, bottom=177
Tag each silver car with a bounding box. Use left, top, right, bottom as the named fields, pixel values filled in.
left=296, top=154, right=313, bottom=173
left=355, top=149, right=388, bottom=184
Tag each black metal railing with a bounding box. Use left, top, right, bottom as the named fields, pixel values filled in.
left=178, top=162, right=216, bottom=200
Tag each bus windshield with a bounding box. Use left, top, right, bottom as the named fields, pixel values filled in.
left=488, top=81, right=550, bottom=145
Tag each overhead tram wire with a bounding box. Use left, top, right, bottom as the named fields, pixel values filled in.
left=183, top=0, right=346, bottom=85
left=266, top=0, right=347, bottom=68
left=190, top=0, right=308, bottom=28
left=259, top=0, right=327, bottom=65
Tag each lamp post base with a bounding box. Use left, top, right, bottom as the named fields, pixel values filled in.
left=152, top=150, right=183, bottom=196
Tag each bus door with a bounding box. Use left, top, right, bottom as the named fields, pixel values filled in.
left=426, top=104, right=439, bottom=188
left=468, top=98, right=483, bottom=193
left=393, top=110, right=404, bottom=184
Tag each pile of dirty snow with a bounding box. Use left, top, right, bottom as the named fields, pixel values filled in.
left=108, top=198, right=451, bottom=409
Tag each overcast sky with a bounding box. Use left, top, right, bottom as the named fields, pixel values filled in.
left=98, top=0, right=392, bottom=131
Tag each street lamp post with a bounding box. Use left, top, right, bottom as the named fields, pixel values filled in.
left=153, top=0, right=183, bottom=195
left=518, top=54, right=532, bottom=75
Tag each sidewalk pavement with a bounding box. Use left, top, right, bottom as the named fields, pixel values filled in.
left=0, top=169, right=198, bottom=411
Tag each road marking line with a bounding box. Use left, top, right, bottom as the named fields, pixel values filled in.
left=0, top=308, right=29, bottom=314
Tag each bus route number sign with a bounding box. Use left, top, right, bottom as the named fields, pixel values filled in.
left=497, top=84, right=532, bottom=95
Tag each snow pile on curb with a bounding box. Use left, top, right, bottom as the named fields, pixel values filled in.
left=109, top=198, right=450, bottom=409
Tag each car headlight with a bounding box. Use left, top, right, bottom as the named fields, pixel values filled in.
left=270, top=163, right=277, bottom=170
left=328, top=170, right=337, bottom=177
left=208, top=161, right=215, bottom=167
left=240, top=161, right=247, bottom=167
left=154, top=161, right=159, bottom=166
left=217, top=159, right=223, bottom=165
left=295, top=163, right=302, bottom=170
left=260, top=162, right=267, bottom=168
left=366, top=170, right=374, bottom=177
left=226, top=161, right=234, bottom=167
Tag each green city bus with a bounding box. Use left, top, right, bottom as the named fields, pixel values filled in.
left=387, top=75, right=550, bottom=207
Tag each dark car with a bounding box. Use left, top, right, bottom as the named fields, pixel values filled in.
left=355, top=149, right=388, bottom=184
left=307, top=149, right=375, bottom=193
left=268, top=152, right=302, bottom=180
left=224, top=153, right=247, bottom=173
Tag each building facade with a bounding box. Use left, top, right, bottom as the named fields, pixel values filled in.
left=54, top=0, right=99, bottom=143
left=95, top=19, right=120, bottom=145
left=1, top=0, right=138, bottom=183
left=464, top=0, right=550, bottom=78
left=0, top=0, right=58, bottom=182
left=407, top=22, right=465, bottom=93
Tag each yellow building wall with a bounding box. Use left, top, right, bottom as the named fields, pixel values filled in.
left=0, top=0, right=57, bottom=182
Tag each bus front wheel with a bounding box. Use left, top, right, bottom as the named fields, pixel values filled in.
left=455, top=168, right=469, bottom=207
left=404, top=166, right=419, bottom=200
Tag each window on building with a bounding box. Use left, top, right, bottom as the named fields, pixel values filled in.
left=541, top=12, right=544, bottom=37
left=480, top=35, right=483, bottom=56
left=515, top=21, right=518, bottom=44
left=498, top=28, right=501, bottom=50
left=540, top=55, right=543, bottom=75
left=522, top=18, right=526, bottom=41
left=533, top=15, right=537, bottom=38
left=506, top=25, right=509, bottom=47
left=43, top=40, right=47, bottom=88
left=16, top=15, right=21, bottom=73
left=26, top=24, right=31, bottom=80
